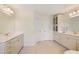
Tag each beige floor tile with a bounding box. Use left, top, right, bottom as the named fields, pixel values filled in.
left=20, top=40, right=66, bottom=54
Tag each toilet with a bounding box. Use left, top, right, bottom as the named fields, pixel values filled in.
left=64, top=50, right=79, bottom=54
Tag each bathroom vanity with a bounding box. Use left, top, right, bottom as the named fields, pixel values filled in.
left=0, top=32, right=24, bottom=54
left=54, top=32, right=79, bottom=50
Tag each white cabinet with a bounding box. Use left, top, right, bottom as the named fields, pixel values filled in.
left=54, top=32, right=76, bottom=50
left=11, top=34, right=24, bottom=54
left=76, top=39, right=79, bottom=51
left=0, top=33, right=24, bottom=54
left=0, top=43, right=5, bottom=53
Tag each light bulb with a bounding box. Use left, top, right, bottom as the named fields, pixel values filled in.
left=10, top=10, right=14, bottom=14
left=77, top=10, right=79, bottom=12
left=69, top=13, right=72, bottom=16
left=7, top=8, right=11, bottom=11
left=73, top=11, right=76, bottom=14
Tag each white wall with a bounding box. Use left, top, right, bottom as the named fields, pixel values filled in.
left=13, top=5, right=53, bottom=46
left=15, top=11, right=53, bottom=46
left=14, top=6, right=35, bottom=46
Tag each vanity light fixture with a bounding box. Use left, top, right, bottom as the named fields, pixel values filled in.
left=72, top=11, right=76, bottom=14
left=77, top=10, right=79, bottom=12
left=0, top=4, right=14, bottom=15
left=69, top=10, right=79, bottom=18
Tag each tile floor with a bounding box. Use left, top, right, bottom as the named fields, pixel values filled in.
left=20, top=40, right=66, bottom=54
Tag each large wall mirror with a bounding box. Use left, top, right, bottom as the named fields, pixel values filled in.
left=0, top=4, right=15, bottom=33
left=53, top=9, right=79, bottom=34
left=68, top=16, right=79, bottom=33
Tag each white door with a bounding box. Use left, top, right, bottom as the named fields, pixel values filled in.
left=40, top=16, right=53, bottom=41
left=35, top=14, right=53, bottom=42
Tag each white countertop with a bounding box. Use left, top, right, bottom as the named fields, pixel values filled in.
left=64, top=32, right=79, bottom=37
left=55, top=32, right=79, bottom=37
left=0, top=32, right=23, bottom=43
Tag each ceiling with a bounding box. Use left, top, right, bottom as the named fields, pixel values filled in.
left=21, top=4, right=78, bottom=15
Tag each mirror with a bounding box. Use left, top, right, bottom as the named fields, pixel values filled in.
left=0, top=4, right=15, bottom=34
left=68, top=16, right=79, bottom=33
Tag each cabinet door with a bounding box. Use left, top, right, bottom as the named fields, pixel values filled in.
left=0, top=43, right=5, bottom=54
left=18, top=34, right=24, bottom=50
left=4, top=40, right=18, bottom=54
left=66, top=36, right=76, bottom=50
left=4, top=34, right=24, bottom=54
left=11, top=38, right=19, bottom=54
left=4, top=45, right=12, bottom=54
left=77, top=39, right=79, bottom=51
left=55, top=32, right=76, bottom=50
left=11, top=35, right=23, bottom=54
left=4, top=41, right=12, bottom=54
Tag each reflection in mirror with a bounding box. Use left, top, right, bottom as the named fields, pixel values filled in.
left=68, top=16, right=79, bottom=33
left=0, top=4, right=15, bottom=34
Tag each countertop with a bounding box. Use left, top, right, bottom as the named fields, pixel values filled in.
left=0, top=32, right=23, bottom=43
left=54, top=32, right=79, bottom=38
